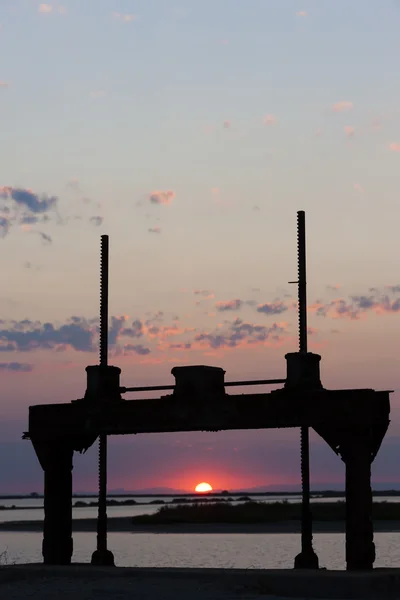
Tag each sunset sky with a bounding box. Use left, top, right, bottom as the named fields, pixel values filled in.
left=1, top=1, right=400, bottom=494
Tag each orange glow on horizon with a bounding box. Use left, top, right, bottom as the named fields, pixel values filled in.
left=195, top=482, right=213, bottom=493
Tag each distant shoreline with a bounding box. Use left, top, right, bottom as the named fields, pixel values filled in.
left=2, top=517, right=400, bottom=534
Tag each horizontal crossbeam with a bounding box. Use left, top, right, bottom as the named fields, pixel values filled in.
left=26, top=388, right=391, bottom=456
left=119, top=378, right=286, bottom=394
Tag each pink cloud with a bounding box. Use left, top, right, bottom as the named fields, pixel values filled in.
left=263, top=114, right=276, bottom=126
left=112, top=12, right=136, bottom=22
left=215, top=299, right=243, bottom=311
left=0, top=81, right=9, bottom=88
left=344, top=125, right=355, bottom=139
left=389, top=143, right=400, bottom=152
left=296, top=10, right=307, bottom=16
left=149, top=190, right=175, bottom=205
left=38, top=3, right=53, bottom=13
left=353, top=183, right=363, bottom=193
left=223, top=120, right=231, bottom=129
left=90, top=90, right=105, bottom=98
left=331, top=101, right=353, bottom=113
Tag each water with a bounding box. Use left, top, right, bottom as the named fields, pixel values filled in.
left=1, top=495, right=400, bottom=569
left=1, top=531, right=400, bottom=569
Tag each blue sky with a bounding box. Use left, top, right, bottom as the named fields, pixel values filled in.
left=1, top=1, right=400, bottom=493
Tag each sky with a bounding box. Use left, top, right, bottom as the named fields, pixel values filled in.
left=1, top=0, right=400, bottom=494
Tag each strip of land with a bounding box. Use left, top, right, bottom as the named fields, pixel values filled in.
left=1, top=517, right=400, bottom=533
left=2, top=565, right=400, bottom=600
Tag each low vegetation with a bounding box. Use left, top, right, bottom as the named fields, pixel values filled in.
left=131, top=500, right=400, bottom=525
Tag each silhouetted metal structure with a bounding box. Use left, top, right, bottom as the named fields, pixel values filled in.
left=23, top=211, right=391, bottom=571
left=292, top=211, right=319, bottom=569
left=90, top=235, right=114, bottom=566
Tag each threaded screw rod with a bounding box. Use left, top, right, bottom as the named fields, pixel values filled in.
left=97, top=235, right=109, bottom=556
left=296, top=211, right=317, bottom=568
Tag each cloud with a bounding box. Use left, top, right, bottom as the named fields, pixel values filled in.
left=386, top=285, right=400, bottom=293
left=353, top=183, right=363, bottom=193
left=344, top=125, right=355, bottom=139
left=309, top=288, right=400, bottom=320
left=296, top=10, right=307, bottom=16
left=149, top=190, right=175, bottom=205
left=0, top=187, right=57, bottom=214
left=223, top=120, right=231, bottom=129
left=389, top=143, right=400, bottom=152
left=0, top=362, right=33, bottom=372
left=216, top=299, right=243, bottom=312
left=256, top=301, right=288, bottom=315
left=38, top=232, right=52, bottom=244
left=193, top=290, right=214, bottom=298
left=263, top=114, right=276, bottom=125
left=168, top=343, right=191, bottom=351
left=0, top=318, right=95, bottom=353
left=89, top=216, right=103, bottom=227
left=331, top=101, right=353, bottom=113
left=0, top=81, right=9, bottom=88
left=194, top=318, right=286, bottom=350
left=112, top=12, right=136, bottom=22
left=90, top=90, right=106, bottom=99
left=148, top=226, right=161, bottom=234
left=38, top=4, right=53, bottom=13
left=123, top=344, right=150, bottom=355
left=0, top=217, right=10, bottom=238
left=326, top=284, right=341, bottom=292
left=66, top=179, right=81, bottom=193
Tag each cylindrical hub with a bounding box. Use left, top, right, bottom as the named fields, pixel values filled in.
left=284, top=352, right=323, bottom=391
left=171, top=365, right=226, bottom=399
left=84, top=365, right=122, bottom=402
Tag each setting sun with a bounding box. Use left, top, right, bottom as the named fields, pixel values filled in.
left=195, top=482, right=213, bottom=493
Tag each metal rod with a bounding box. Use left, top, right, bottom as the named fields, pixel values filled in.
left=119, top=378, right=286, bottom=394
left=297, top=211, right=307, bottom=355
left=296, top=210, right=317, bottom=567
left=97, top=235, right=109, bottom=556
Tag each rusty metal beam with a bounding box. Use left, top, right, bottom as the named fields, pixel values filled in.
left=26, top=388, right=390, bottom=447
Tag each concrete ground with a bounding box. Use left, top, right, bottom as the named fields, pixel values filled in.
left=2, top=566, right=400, bottom=600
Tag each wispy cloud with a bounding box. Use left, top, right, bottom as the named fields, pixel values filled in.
left=193, top=290, right=215, bottom=299
left=389, top=143, right=400, bottom=152
left=0, top=317, right=96, bottom=353
left=256, top=301, right=288, bottom=315
left=263, top=114, right=276, bottom=125
left=149, top=190, right=175, bottom=205
left=326, top=284, right=341, bottom=292
left=194, top=318, right=287, bottom=350
left=38, top=3, right=53, bottom=13
left=112, top=12, right=136, bottom=22
left=309, top=288, right=400, bottom=320
left=38, top=4, right=66, bottom=14
left=215, top=299, right=243, bottom=312
left=0, top=187, right=57, bottom=214
left=344, top=125, right=355, bottom=139
left=296, top=10, right=307, bottom=17
left=90, top=90, right=106, bottom=99
left=0, top=362, right=33, bottom=372
left=223, top=120, right=231, bottom=129
left=0, top=81, right=9, bottom=88
left=331, top=101, right=353, bottom=113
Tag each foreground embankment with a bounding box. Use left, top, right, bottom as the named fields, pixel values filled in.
left=1, top=517, right=400, bottom=533
left=2, top=565, right=400, bottom=600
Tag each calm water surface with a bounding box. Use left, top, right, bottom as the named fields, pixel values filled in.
left=1, top=532, right=400, bottom=570
left=1, top=496, right=400, bottom=570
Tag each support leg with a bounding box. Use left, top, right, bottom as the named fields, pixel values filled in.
left=343, top=435, right=375, bottom=571
left=33, top=441, right=74, bottom=565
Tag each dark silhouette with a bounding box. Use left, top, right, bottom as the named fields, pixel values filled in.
left=22, top=211, right=391, bottom=570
